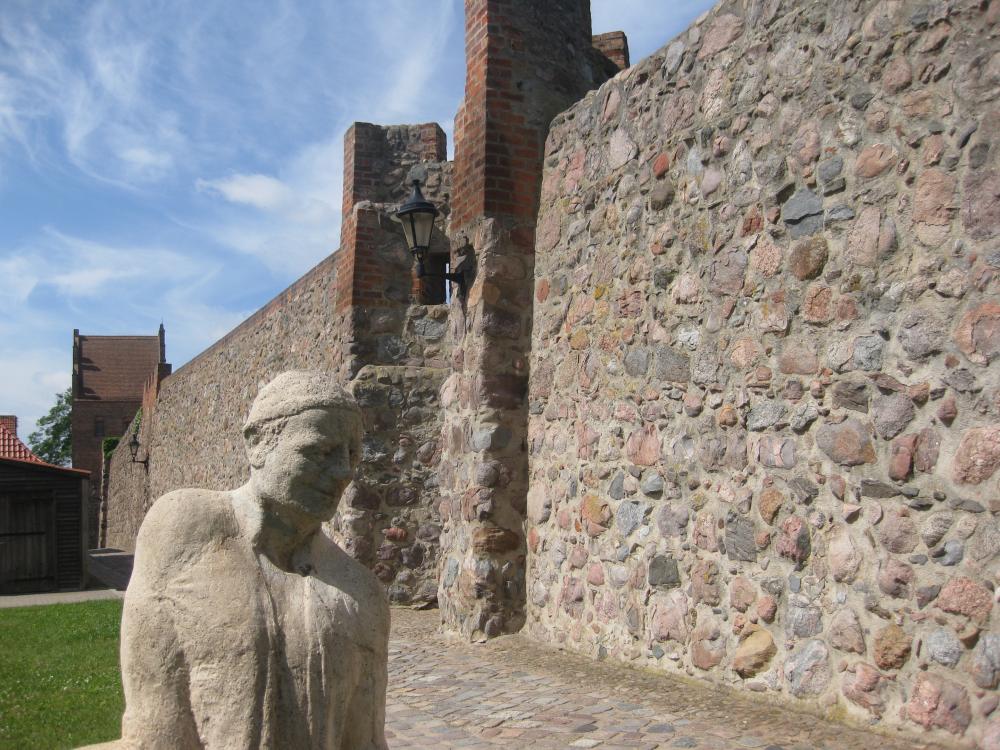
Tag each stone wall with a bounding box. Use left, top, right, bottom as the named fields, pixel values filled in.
left=333, top=362, right=448, bottom=604
left=527, top=0, right=999, bottom=745
left=104, top=413, right=146, bottom=552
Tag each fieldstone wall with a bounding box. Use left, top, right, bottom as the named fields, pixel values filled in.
left=527, top=0, right=999, bottom=746
left=104, top=414, right=145, bottom=551
left=334, top=362, right=448, bottom=604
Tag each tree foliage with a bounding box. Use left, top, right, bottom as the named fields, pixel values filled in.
left=28, top=388, right=72, bottom=466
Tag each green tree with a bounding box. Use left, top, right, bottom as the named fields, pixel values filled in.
left=28, top=388, right=72, bottom=466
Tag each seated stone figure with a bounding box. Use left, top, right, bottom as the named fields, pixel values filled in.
left=86, top=371, right=389, bottom=750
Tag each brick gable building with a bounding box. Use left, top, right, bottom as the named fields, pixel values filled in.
left=72, top=325, right=169, bottom=546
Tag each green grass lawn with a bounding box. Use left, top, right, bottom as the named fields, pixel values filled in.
left=0, top=599, right=124, bottom=749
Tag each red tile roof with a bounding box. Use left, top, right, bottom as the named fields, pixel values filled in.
left=0, top=421, right=44, bottom=463
left=77, top=336, right=161, bottom=401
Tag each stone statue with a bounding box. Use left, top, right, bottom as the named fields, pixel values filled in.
left=85, top=371, right=389, bottom=750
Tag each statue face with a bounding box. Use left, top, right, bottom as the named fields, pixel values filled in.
left=251, top=407, right=360, bottom=521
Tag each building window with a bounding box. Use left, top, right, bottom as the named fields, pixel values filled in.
left=94, top=417, right=105, bottom=437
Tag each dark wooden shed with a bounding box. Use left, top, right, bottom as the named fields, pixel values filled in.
left=0, top=457, right=90, bottom=594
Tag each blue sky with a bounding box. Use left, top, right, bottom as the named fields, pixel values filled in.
left=0, top=0, right=715, bottom=443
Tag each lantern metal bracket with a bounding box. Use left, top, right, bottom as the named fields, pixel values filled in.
left=128, top=432, right=148, bottom=468
left=417, top=254, right=469, bottom=299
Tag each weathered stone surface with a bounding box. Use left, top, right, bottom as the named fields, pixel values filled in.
left=785, top=640, right=830, bottom=697
left=776, top=516, right=810, bottom=564
left=878, top=507, right=918, bottom=554
left=781, top=189, right=824, bottom=238
left=843, top=662, right=886, bottom=716
left=651, top=590, right=689, bottom=643
left=898, top=308, right=947, bottom=359
left=828, top=527, right=862, bottom=583
left=654, top=347, right=691, bottom=383
left=473, top=526, right=521, bottom=555
left=888, top=433, right=917, bottom=481
left=828, top=608, right=865, bottom=654
left=847, top=206, right=894, bottom=267
left=777, top=341, right=818, bottom=376
left=816, top=419, right=876, bottom=465
left=952, top=425, right=1000, bottom=485
left=697, top=13, right=744, bottom=60
left=855, top=144, right=898, bottom=178
left=656, top=504, right=689, bottom=537
left=690, top=559, right=721, bottom=606
left=648, top=555, right=681, bottom=589
left=615, top=501, right=646, bottom=537
left=708, top=250, right=747, bottom=296
left=907, top=673, right=972, bottom=735
left=913, top=168, right=956, bottom=245
left=690, top=620, right=726, bottom=670
left=832, top=381, right=869, bottom=413
left=729, top=576, right=756, bottom=612
left=626, top=424, right=661, bottom=466
left=971, top=634, right=1000, bottom=689
left=871, top=394, right=915, bottom=440
left=788, top=237, right=828, bottom=280
left=962, top=169, right=1000, bottom=240
left=747, top=400, right=785, bottom=432
left=921, top=512, right=953, bottom=548
left=877, top=557, right=913, bottom=598
left=873, top=624, right=912, bottom=670
left=937, top=576, right=993, bottom=624
left=787, top=597, right=823, bottom=637
left=725, top=516, right=756, bottom=562
left=733, top=628, right=776, bottom=677
left=926, top=627, right=962, bottom=667
left=757, top=488, right=784, bottom=525
left=913, top=428, right=940, bottom=473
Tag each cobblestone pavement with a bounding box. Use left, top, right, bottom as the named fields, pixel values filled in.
left=387, top=608, right=951, bottom=750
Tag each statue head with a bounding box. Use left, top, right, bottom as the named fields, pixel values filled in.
left=243, top=371, right=362, bottom=521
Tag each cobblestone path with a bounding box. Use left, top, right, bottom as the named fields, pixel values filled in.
left=387, top=608, right=949, bottom=750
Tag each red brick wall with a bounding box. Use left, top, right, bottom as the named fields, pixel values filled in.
left=592, top=31, right=630, bottom=71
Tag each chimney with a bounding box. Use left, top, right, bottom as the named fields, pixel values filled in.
left=0, top=416, right=17, bottom=436
left=158, top=323, right=166, bottom=363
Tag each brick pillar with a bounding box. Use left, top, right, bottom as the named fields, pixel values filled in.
left=592, top=31, right=630, bottom=71
left=438, top=0, right=618, bottom=640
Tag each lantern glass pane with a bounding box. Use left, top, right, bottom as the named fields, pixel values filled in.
left=401, top=215, right=417, bottom=251
left=413, top=211, right=435, bottom=249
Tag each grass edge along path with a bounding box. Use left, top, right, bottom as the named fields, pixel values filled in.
left=0, top=599, right=124, bottom=749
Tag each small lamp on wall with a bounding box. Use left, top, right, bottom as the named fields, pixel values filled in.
left=128, top=431, right=148, bottom=467
left=395, top=179, right=467, bottom=298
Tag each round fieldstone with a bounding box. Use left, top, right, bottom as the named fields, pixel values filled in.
left=926, top=627, right=962, bottom=667
left=784, top=640, right=831, bottom=696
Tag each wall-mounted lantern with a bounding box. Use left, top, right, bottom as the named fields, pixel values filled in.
left=128, top=431, right=148, bottom=468
left=395, top=179, right=467, bottom=299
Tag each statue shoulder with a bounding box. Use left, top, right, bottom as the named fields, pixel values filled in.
left=133, top=489, right=240, bottom=580
left=314, top=533, right=390, bottom=629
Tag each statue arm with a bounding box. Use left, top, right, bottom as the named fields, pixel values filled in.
left=117, top=497, right=201, bottom=749
left=345, top=593, right=390, bottom=750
